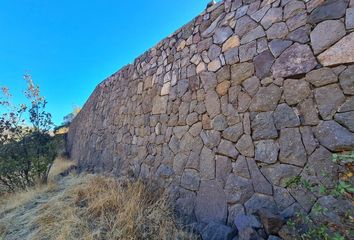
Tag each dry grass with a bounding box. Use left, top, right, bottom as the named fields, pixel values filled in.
left=0, top=156, right=75, bottom=239
left=0, top=156, right=74, bottom=215
left=0, top=181, right=58, bottom=239
left=0, top=181, right=57, bottom=215
left=0, top=157, right=194, bottom=240
left=32, top=175, right=195, bottom=240
left=48, top=156, right=76, bottom=180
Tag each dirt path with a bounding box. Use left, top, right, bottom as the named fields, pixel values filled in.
left=0, top=176, right=78, bottom=240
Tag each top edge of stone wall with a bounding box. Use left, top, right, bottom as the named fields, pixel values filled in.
left=73, top=1, right=225, bottom=121
left=98, top=1, right=224, bottom=88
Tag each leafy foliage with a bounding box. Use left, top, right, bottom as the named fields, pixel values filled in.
left=285, top=152, right=354, bottom=240
left=332, top=152, right=354, bottom=164
left=0, top=75, right=59, bottom=192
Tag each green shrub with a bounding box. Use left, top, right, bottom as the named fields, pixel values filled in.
left=0, top=75, right=58, bottom=192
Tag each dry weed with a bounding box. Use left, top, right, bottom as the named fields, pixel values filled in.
left=0, top=181, right=57, bottom=214
left=48, top=156, right=76, bottom=180
left=33, top=175, right=195, bottom=240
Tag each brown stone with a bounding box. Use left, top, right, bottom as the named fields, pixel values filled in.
left=222, top=36, right=240, bottom=52
left=202, top=114, right=212, bottom=130
left=216, top=81, right=231, bottom=96
left=231, top=62, right=255, bottom=85
left=208, top=59, right=222, bottom=72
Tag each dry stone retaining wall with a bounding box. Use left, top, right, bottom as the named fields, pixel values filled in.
left=67, top=0, right=354, bottom=238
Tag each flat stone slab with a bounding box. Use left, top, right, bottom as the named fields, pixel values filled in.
left=308, top=0, right=349, bottom=24
left=313, top=120, right=354, bottom=151
left=195, top=180, right=227, bottom=224
left=306, top=67, right=337, bottom=87
left=249, top=84, right=282, bottom=112
left=318, top=32, right=354, bottom=66
left=261, top=163, right=302, bottom=187
left=347, top=8, right=354, bottom=30
left=225, top=174, right=254, bottom=205
left=272, top=43, right=317, bottom=78
left=152, top=95, right=168, bottom=114
left=310, top=20, right=346, bottom=55
left=339, top=65, right=354, bottom=95
left=255, top=140, right=279, bottom=164
left=279, top=128, right=307, bottom=167
left=251, top=112, right=278, bottom=141
left=314, top=84, right=345, bottom=120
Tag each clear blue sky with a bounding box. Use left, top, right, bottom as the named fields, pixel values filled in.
left=0, top=0, right=210, bottom=125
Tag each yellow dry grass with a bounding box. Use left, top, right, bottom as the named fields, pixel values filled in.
left=0, top=157, right=75, bottom=212
left=0, top=156, right=194, bottom=240
left=0, top=157, right=74, bottom=214
left=32, top=175, right=195, bottom=240
left=0, top=181, right=57, bottom=215
left=0, top=156, right=75, bottom=238
left=48, top=156, right=76, bottom=180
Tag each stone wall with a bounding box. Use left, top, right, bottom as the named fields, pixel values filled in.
left=67, top=0, right=354, bottom=238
